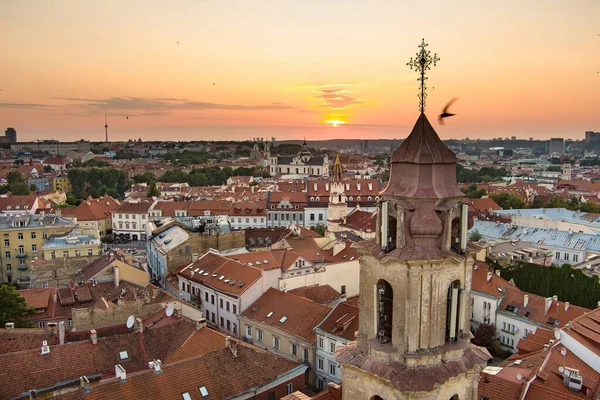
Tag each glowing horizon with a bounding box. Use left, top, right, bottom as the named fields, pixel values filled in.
left=1, top=1, right=598, bottom=142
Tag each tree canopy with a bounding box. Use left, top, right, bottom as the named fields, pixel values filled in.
left=2, top=171, right=31, bottom=195
left=490, top=193, right=525, bottom=209
left=67, top=168, right=129, bottom=201
left=0, top=285, right=34, bottom=328
left=456, top=164, right=509, bottom=183
left=461, top=184, right=487, bottom=199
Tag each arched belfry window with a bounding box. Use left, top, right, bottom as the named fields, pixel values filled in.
left=449, top=395, right=459, bottom=400
left=387, top=216, right=397, bottom=251
left=446, top=280, right=461, bottom=342
left=371, top=397, right=384, bottom=400
left=376, top=280, right=393, bottom=344
left=338, top=194, right=342, bottom=203
left=380, top=200, right=397, bottom=252
left=450, top=217, right=461, bottom=251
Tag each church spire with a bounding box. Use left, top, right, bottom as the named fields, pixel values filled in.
left=331, top=154, right=343, bottom=183
left=407, top=38, right=440, bottom=114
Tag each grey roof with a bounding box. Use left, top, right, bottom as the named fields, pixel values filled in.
left=42, top=232, right=100, bottom=249
left=150, top=225, right=190, bottom=254
left=0, top=214, right=73, bottom=230
left=470, top=220, right=600, bottom=253
left=496, top=208, right=600, bottom=233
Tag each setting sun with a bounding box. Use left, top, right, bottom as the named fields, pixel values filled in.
left=325, top=120, right=346, bottom=128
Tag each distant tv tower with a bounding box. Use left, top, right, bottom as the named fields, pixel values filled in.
left=104, top=111, right=109, bottom=143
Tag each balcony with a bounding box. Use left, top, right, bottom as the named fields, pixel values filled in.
left=16, top=253, right=27, bottom=259
left=17, top=265, right=28, bottom=271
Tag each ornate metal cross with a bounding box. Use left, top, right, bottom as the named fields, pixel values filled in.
left=407, top=39, right=440, bottom=114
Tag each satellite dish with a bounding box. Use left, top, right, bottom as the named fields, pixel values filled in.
left=559, top=366, right=565, bottom=373
left=554, top=329, right=561, bottom=340
left=126, top=315, right=135, bottom=329
left=516, top=373, right=522, bottom=380
left=165, top=304, right=174, bottom=317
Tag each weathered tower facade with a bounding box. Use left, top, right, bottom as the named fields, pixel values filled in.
left=327, top=155, right=347, bottom=232
left=336, top=40, right=489, bottom=400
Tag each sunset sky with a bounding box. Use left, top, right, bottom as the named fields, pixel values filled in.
left=1, top=0, right=598, bottom=142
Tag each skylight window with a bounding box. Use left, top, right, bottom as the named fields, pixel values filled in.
left=263, top=260, right=269, bottom=264
left=255, top=261, right=261, bottom=265
left=350, top=257, right=355, bottom=261
left=203, top=272, right=209, bottom=276
left=182, top=393, right=192, bottom=400
left=119, top=351, right=129, bottom=360
left=267, top=311, right=274, bottom=318
left=219, top=275, right=225, bottom=280
left=316, top=252, right=320, bottom=256
left=248, top=262, right=253, bottom=266
left=279, top=316, right=288, bottom=323
left=198, top=270, right=204, bottom=274
left=199, top=386, right=209, bottom=397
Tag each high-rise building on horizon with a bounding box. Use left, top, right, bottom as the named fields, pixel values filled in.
left=549, top=137, right=565, bottom=155
left=4, top=127, right=17, bottom=143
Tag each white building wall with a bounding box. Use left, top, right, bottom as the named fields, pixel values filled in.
left=279, top=260, right=359, bottom=297
left=495, top=312, right=539, bottom=353
left=470, top=291, right=499, bottom=330
left=112, top=212, right=149, bottom=240
left=315, top=330, right=345, bottom=389
left=229, top=216, right=266, bottom=230
left=304, top=207, right=328, bottom=227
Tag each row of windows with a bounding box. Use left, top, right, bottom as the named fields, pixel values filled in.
left=316, top=357, right=338, bottom=376
left=117, top=214, right=147, bottom=220
left=318, top=336, right=337, bottom=353
left=2, top=232, right=41, bottom=243
left=49, top=249, right=94, bottom=258
left=555, top=251, right=579, bottom=263
left=4, top=259, right=27, bottom=270
left=502, top=321, right=518, bottom=334
left=116, top=222, right=145, bottom=230
left=230, top=217, right=265, bottom=224
left=245, top=325, right=310, bottom=361
left=270, top=204, right=301, bottom=210
left=267, top=213, right=304, bottom=221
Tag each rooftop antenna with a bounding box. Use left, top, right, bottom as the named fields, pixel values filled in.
left=126, top=315, right=135, bottom=329
left=104, top=111, right=109, bottom=143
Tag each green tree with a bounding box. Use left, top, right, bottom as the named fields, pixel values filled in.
left=546, top=165, right=561, bottom=172
left=490, top=193, right=525, bottom=209
left=311, top=223, right=326, bottom=236
left=10, top=182, right=31, bottom=195
left=43, top=165, right=53, bottom=173
left=133, top=172, right=157, bottom=184
left=470, top=230, right=482, bottom=242
left=0, top=285, right=35, bottom=328
left=147, top=183, right=161, bottom=197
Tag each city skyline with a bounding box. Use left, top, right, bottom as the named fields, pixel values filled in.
left=1, top=0, right=598, bottom=142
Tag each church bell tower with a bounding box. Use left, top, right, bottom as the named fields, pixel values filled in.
left=336, top=40, right=489, bottom=400
left=327, top=154, right=347, bottom=232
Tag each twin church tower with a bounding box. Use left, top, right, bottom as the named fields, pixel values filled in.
left=335, top=40, right=489, bottom=400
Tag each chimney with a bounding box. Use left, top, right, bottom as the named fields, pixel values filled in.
left=80, top=376, right=91, bottom=394
left=191, top=270, right=195, bottom=277
left=90, top=329, right=98, bottom=345
left=29, top=390, right=38, bottom=400
left=495, top=270, right=501, bottom=277
left=225, top=336, right=238, bottom=358
left=192, top=253, right=199, bottom=262
left=5, top=322, right=15, bottom=332
left=115, top=364, right=127, bottom=382
left=545, top=297, right=553, bottom=315
left=524, top=295, right=529, bottom=308
left=134, top=317, right=143, bottom=333
left=113, top=265, right=120, bottom=287
left=47, top=323, right=57, bottom=334
left=58, top=321, right=65, bottom=345
left=196, top=318, right=207, bottom=331
left=552, top=295, right=558, bottom=301
left=565, top=302, right=570, bottom=312
left=486, top=271, right=493, bottom=282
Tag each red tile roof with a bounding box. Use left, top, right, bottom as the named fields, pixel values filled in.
left=71, top=341, right=303, bottom=400
left=288, top=285, right=341, bottom=305
left=73, top=196, right=120, bottom=221
left=179, top=252, right=262, bottom=297
left=342, top=208, right=376, bottom=232
left=114, top=199, right=153, bottom=214
left=241, top=288, right=331, bottom=342
left=316, top=301, right=359, bottom=341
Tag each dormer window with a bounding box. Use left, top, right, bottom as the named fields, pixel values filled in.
left=349, top=196, right=353, bottom=201
left=368, top=196, right=372, bottom=201
left=310, top=197, right=314, bottom=201
left=316, top=197, right=320, bottom=201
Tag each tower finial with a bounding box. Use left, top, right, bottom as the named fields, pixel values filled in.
left=407, top=38, right=440, bottom=114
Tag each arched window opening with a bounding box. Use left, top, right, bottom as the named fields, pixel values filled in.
left=446, top=280, right=461, bottom=342
left=451, top=217, right=461, bottom=252
left=387, top=216, right=397, bottom=252
left=376, top=280, right=393, bottom=344
left=449, top=395, right=459, bottom=400
left=338, top=194, right=342, bottom=203
left=371, top=396, right=384, bottom=400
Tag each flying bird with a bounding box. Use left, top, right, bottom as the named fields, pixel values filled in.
left=213, top=83, right=215, bottom=85
left=126, top=115, right=129, bottom=120
left=439, top=97, right=459, bottom=126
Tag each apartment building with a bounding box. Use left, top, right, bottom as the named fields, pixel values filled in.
left=177, top=250, right=263, bottom=338
left=0, top=214, right=73, bottom=286
left=58, top=195, right=120, bottom=237
left=240, top=288, right=332, bottom=389
left=266, top=191, right=306, bottom=228
left=112, top=199, right=154, bottom=240
left=314, top=301, right=359, bottom=391
left=41, top=230, right=101, bottom=260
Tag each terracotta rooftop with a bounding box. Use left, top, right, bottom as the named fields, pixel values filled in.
left=0, top=329, right=58, bottom=355
left=114, top=199, right=153, bottom=214
left=179, top=251, right=263, bottom=297
left=0, top=318, right=197, bottom=399
left=72, top=196, right=120, bottom=221
left=67, top=341, right=302, bottom=400
left=470, top=197, right=502, bottom=212
left=241, top=288, right=332, bottom=342
left=288, top=285, right=341, bottom=305
left=225, top=249, right=284, bottom=271
left=342, top=208, right=376, bottom=232
left=316, top=301, right=359, bottom=341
